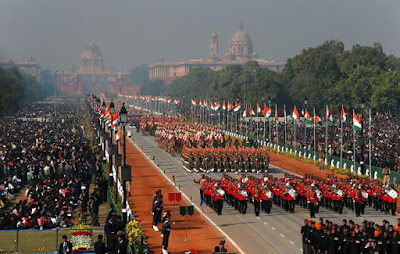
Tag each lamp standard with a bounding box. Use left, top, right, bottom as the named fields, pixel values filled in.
left=109, top=100, right=116, bottom=200
left=268, top=96, right=271, bottom=148
left=120, top=103, right=128, bottom=222
left=304, top=97, right=308, bottom=155
left=360, top=97, right=365, bottom=174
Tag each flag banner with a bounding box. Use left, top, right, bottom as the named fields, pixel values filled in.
left=353, top=111, right=361, bottom=132
left=340, top=106, right=347, bottom=124
left=292, top=106, right=300, bottom=120
left=262, top=106, right=272, bottom=119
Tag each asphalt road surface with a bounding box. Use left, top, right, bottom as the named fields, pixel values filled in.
left=127, top=126, right=398, bottom=254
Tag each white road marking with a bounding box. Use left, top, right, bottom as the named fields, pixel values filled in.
left=271, top=227, right=276, bottom=230
left=290, top=241, right=295, bottom=245
left=263, top=222, right=268, bottom=225
left=280, top=233, right=285, bottom=238
left=130, top=139, right=246, bottom=254
left=300, top=249, right=303, bottom=252
left=257, top=217, right=260, bottom=220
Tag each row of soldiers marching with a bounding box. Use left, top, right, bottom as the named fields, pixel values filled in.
left=296, top=174, right=399, bottom=217
left=193, top=172, right=399, bottom=218
left=182, top=147, right=270, bottom=174
left=193, top=173, right=300, bottom=217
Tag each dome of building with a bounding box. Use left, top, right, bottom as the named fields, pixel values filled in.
left=226, top=24, right=254, bottom=61
left=231, top=25, right=252, bottom=45
left=81, top=43, right=103, bottom=61
left=80, top=43, right=104, bottom=74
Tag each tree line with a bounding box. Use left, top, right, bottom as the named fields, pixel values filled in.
left=139, top=40, right=400, bottom=114
left=0, top=67, right=53, bottom=116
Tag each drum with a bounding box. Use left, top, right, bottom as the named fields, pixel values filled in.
left=288, top=189, right=298, bottom=198
left=217, top=188, right=226, bottom=197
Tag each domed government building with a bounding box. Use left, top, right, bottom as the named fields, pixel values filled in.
left=149, top=24, right=285, bottom=84
left=55, top=43, right=131, bottom=94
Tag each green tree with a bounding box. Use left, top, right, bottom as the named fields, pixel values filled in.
left=129, top=64, right=149, bottom=84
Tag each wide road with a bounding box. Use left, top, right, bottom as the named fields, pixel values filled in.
left=127, top=126, right=397, bottom=254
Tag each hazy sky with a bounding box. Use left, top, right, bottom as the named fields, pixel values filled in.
left=1, top=0, right=399, bottom=71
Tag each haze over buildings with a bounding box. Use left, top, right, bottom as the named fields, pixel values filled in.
left=0, top=0, right=399, bottom=72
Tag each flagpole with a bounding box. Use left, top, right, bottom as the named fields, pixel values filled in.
left=294, top=117, right=296, bottom=157
left=369, top=108, right=372, bottom=180
left=340, top=113, right=343, bottom=168
left=325, top=105, right=328, bottom=167
left=284, top=105, right=287, bottom=150
left=313, top=107, right=316, bottom=165
left=275, top=104, right=278, bottom=146
left=353, top=111, right=356, bottom=175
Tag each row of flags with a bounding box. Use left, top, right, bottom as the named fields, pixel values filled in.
left=117, top=95, right=367, bottom=133
left=191, top=98, right=367, bottom=133
left=96, top=105, right=123, bottom=141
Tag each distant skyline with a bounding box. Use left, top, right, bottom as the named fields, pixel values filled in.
left=0, top=0, right=399, bottom=71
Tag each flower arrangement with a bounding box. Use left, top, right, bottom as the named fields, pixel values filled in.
left=125, top=220, right=145, bottom=245
left=71, top=223, right=93, bottom=252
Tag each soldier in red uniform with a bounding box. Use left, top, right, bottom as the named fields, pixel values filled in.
left=253, top=185, right=261, bottom=217
left=308, top=185, right=317, bottom=218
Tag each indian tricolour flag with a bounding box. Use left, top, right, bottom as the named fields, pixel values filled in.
left=274, top=106, right=279, bottom=123
left=233, top=102, right=241, bottom=113
left=262, top=106, right=272, bottom=119
left=249, top=107, right=255, bottom=116
left=116, top=126, right=122, bottom=141
left=305, top=110, right=312, bottom=125
left=314, top=112, right=322, bottom=126
left=191, top=99, right=198, bottom=106
left=257, top=104, right=261, bottom=114
left=292, top=106, right=300, bottom=121
left=222, top=102, right=227, bottom=111
left=227, top=102, right=233, bottom=112
left=340, top=106, right=347, bottom=124
left=242, top=108, right=248, bottom=118
left=326, top=106, right=334, bottom=123
left=212, top=102, right=220, bottom=111
left=353, top=111, right=361, bottom=132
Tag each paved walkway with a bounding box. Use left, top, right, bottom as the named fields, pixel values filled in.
left=124, top=133, right=238, bottom=254
left=127, top=127, right=399, bottom=254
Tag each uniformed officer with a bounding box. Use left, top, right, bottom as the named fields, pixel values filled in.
left=161, top=211, right=172, bottom=254
left=253, top=185, right=261, bottom=217
left=152, top=195, right=162, bottom=231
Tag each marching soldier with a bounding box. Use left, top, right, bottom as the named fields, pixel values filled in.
left=308, top=185, right=317, bottom=218
left=253, top=185, right=261, bottom=217
left=193, top=174, right=206, bottom=201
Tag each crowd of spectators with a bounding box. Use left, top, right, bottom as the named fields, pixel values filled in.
left=238, top=113, right=400, bottom=172
left=0, top=101, right=101, bottom=230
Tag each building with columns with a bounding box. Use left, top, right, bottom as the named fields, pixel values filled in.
left=57, top=43, right=130, bottom=92
left=0, top=56, right=42, bottom=82
left=149, top=25, right=285, bottom=84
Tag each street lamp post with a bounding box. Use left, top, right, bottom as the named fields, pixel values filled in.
left=109, top=100, right=116, bottom=201
left=360, top=97, right=365, bottom=175
left=304, top=97, right=308, bottom=156
left=120, top=103, right=128, bottom=222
